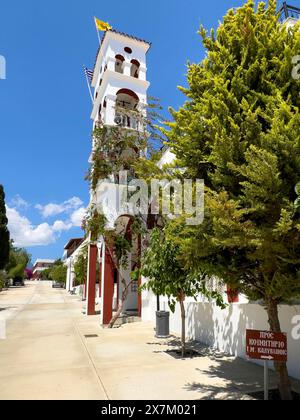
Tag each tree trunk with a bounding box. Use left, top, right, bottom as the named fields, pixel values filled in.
left=266, top=299, right=292, bottom=400
left=108, top=279, right=133, bottom=328
left=108, top=299, right=124, bottom=329
left=179, top=297, right=186, bottom=358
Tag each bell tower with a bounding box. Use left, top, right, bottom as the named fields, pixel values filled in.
left=86, top=29, right=151, bottom=321
left=90, top=30, right=151, bottom=128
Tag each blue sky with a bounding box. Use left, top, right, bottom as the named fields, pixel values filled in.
left=0, top=0, right=254, bottom=264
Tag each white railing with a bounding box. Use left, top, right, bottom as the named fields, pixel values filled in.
left=114, top=112, right=139, bottom=130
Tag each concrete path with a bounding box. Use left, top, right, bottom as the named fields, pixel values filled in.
left=0, top=281, right=107, bottom=400
left=0, top=281, right=299, bottom=400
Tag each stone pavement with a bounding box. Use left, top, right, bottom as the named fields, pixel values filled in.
left=0, top=281, right=299, bottom=400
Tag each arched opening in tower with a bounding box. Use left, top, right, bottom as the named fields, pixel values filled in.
left=115, top=54, right=125, bottom=74
left=130, top=59, right=140, bottom=78
left=115, top=89, right=140, bottom=129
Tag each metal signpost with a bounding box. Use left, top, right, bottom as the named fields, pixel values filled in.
left=246, top=330, right=288, bottom=400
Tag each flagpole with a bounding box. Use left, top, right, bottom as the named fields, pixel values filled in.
left=94, top=17, right=101, bottom=45
left=83, top=65, right=94, bottom=104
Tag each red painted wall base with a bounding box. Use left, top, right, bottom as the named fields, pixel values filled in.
left=87, top=244, right=97, bottom=316
left=102, top=250, right=115, bottom=325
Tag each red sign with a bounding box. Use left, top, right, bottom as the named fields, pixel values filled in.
left=246, top=330, right=287, bottom=362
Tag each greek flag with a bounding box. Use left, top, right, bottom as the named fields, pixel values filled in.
left=84, top=67, right=94, bottom=84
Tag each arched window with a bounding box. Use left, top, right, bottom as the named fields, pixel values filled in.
left=130, top=59, right=140, bottom=78
left=116, top=88, right=139, bottom=109
left=115, top=89, right=139, bottom=128
left=115, top=54, right=125, bottom=74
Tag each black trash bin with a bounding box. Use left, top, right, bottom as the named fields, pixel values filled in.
left=156, top=311, right=170, bottom=338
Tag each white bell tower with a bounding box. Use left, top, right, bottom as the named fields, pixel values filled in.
left=85, top=29, right=151, bottom=322
left=90, top=30, right=151, bottom=128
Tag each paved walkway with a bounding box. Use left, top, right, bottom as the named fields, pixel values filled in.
left=0, top=281, right=299, bottom=400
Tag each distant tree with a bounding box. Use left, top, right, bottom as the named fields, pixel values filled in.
left=40, top=267, right=52, bottom=280
left=49, top=259, right=67, bottom=284
left=0, top=270, right=7, bottom=291
left=73, top=247, right=88, bottom=288
left=50, top=265, right=67, bottom=284
left=6, top=244, right=31, bottom=280
left=0, top=185, right=10, bottom=269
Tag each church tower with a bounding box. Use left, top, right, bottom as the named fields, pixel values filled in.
left=85, top=29, right=151, bottom=323
left=91, top=30, right=150, bottom=128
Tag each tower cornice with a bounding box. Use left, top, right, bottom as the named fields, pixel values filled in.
left=92, top=30, right=151, bottom=87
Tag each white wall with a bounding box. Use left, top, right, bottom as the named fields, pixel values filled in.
left=94, top=32, right=148, bottom=91
left=158, top=149, right=176, bottom=168
left=142, top=289, right=300, bottom=380
left=65, top=240, right=88, bottom=292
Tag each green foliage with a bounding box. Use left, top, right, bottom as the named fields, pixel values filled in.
left=165, top=0, right=300, bottom=305
left=131, top=216, right=147, bottom=237
left=142, top=228, right=226, bottom=311
left=0, top=270, right=7, bottom=290
left=106, top=230, right=132, bottom=267
left=132, top=151, right=164, bottom=184
left=0, top=185, right=10, bottom=270
left=83, top=210, right=107, bottom=241
left=40, top=267, right=52, bottom=280
left=113, top=235, right=132, bottom=265
left=294, top=182, right=300, bottom=211
left=73, top=246, right=88, bottom=286
left=49, top=260, right=67, bottom=284
left=6, top=244, right=30, bottom=280
left=87, top=124, right=148, bottom=191
left=86, top=97, right=165, bottom=191
left=162, top=0, right=300, bottom=394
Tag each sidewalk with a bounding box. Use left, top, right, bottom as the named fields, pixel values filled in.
left=1, top=282, right=299, bottom=400
left=75, top=318, right=300, bottom=400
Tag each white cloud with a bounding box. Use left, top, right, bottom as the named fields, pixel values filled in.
left=6, top=207, right=77, bottom=248
left=10, top=195, right=29, bottom=209
left=36, top=197, right=83, bottom=218
left=6, top=207, right=55, bottom=247
left=70, top=207, right=86, bottom=227
left=6, top=197, right=86, bottom=248
left=52, top=220, right=72, bottom=232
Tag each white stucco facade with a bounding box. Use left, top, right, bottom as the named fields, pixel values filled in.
left=91, top=31, right=150, bottom=126
left=65, top=239, right=88, bottom=293
left=142, top=288, right=300, bottom=380
left=86, top=30, right=151, bottom=323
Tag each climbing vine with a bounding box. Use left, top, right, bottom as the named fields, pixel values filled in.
left=83, top=98, right=165, bottom=327
left=82, top=209, right=107, bottom=242
left=73, top=245, right=88, bottom=286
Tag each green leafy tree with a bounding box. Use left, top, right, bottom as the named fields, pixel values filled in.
left=0, top=185, right=10, bottom=270
left=142, top=228, right=226, bottom=357
left=40, top=267, right=52, bottom=280
left=164, top=0, right=300, bottom=399
left=73, top=246, right=88, bottom=286
left=6, top=244, right=31, bottom=280
left=48, top=259, right=67, bottom=284
left=0, top=270, right=7, bottom=291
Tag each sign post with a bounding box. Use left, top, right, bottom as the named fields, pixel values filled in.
left=264, top=361, right=269, bottom=400
left=246, top=330, right=288, bottom=400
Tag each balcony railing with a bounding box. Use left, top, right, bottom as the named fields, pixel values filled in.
left=114, top=112, right=140, bottom=130
left=279, top=2, right=300, bottom=22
